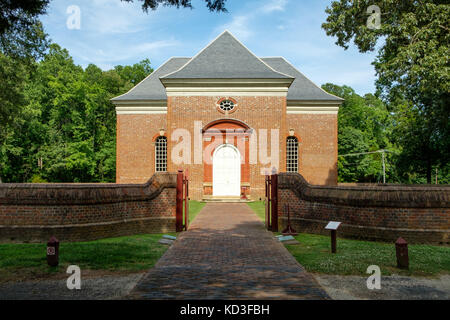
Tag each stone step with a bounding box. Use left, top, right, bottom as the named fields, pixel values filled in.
left=201, top=196, right=254, bottom=203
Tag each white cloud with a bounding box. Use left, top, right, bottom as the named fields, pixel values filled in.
left=219, top=15, right=254, bottom=40
left=70, top=39, right=179, bottom=66
left=83, top=0, right=151, bottom=34
left=41, top=0, right=377, bottom=94
left=261, top=0, right=288, bottom=13
left=215, top=0, right=289, bottom=40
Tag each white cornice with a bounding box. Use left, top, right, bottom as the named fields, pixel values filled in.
left=287, top=100, right=341, bottom=114
left=161, top=78, right=293, bottom=87
left=112, top=100, right=166, bottom=106
left=161, top=79, right=291, bottom=97
left=287, top=106, right=339, bottom=115
left=113, top=100, right=167, bottom=114
left=166, top=87, right=289, bottom=97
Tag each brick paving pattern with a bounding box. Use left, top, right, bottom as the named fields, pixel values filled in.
left=129, top=203, right=329, bottom=299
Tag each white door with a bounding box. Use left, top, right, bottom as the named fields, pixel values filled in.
left=213, top=144, right=241, bottom=197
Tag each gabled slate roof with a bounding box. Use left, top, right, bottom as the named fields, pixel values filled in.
left=161, top=31, right=292, bottom=80
left=111, top=31, right=343, bottom=103
left=111, top=57, right=190, bottom=101
left=261, top=57, right=343, bottom=101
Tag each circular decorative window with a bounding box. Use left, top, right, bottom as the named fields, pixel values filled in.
left=219, top=100, right=235, bottom=112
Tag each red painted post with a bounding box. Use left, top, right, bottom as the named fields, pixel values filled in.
left=271, top=173, right=278, bottom=232
left=184, top=174, right=189, bottom=231
left=46, top=236, right=59, bottom=267
left=176, top=170, right=183, bottom=232
left=265, top=175, right=271, bottom=230
left=395, top=237, right=409, bottom=269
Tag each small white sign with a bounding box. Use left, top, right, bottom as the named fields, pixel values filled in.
left=325, top=221, right=342, bottom=230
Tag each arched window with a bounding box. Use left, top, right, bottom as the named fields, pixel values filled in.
left=286, top=136, right=298, bottom=172
left=155, top=136, right=167, bottom=172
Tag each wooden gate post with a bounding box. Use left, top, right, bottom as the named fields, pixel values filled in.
left=271, top=173, right=278, bottom=232
left=176, top=170, right=184, bottom=232
left=265, top=175, right=270, bottom=230
left=184, top=172, right=189, bottom=231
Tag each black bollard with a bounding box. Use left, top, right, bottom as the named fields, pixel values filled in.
left=395, top=237, right=409, bottom=269
left=47, top=236, right=59, bottom=267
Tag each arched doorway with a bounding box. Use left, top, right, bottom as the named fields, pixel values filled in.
left=213, top=144, right=241, bottom=197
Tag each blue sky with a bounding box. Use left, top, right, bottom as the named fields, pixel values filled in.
left=40, top=0, right=378, bottom=95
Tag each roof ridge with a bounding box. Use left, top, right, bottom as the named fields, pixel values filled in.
left=278, top=57, right=343, bottom=101
left=161, top=31, right=230, bottom=79
left=111, top=57, right=190, bottom=101
left=224, top=31, right=293, bottom=79
left=161, top=30, right=293, bottom=79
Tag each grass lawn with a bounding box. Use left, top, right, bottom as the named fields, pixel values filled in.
left=0, top=233, right=174, bottom=283
left=0, top=200, right=206, bottom=283
left=247, top=201, right=266, bottom=222
left=247, top=201, right=450, bottom=277
left=188, top=200, right=206, bottom=223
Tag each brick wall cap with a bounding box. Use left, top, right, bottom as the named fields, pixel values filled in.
left=0, top=172, right=177, bottom=205
left=278, top=172, right=450, bottom=208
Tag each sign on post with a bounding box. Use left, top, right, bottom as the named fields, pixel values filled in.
left=325, top=221, right=341, bottom=253
left=325, top=221, right=341, bottom=230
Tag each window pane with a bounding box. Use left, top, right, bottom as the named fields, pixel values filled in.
left=286, top=137, right=298, bottom=172
left=155, top=137, right=167, bottom=172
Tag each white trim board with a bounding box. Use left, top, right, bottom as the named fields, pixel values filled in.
left=166, top=87, right=289, bottom=97
left=287, top=106, right=339, bottom=115
left=115, top=105, right=167, bottom=115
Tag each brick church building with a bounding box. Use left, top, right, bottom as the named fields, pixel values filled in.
left=112, top=31, right=343, bottom=200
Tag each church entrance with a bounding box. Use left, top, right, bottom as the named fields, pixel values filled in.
left=213, top=144, right=241, bottom=197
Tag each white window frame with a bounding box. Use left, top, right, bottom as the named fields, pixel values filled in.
left=286, top=136, right=299, bottom=173
left=155, top=136, right=167, bottom=172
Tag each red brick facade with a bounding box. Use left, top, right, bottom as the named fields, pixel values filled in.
left=116, top=114, right=167, bottom=183
left=116, top=96, right=339, bottom=200
left=113, top=31, right=342, bottom=200
left=287, top=114, right=338, bottom=185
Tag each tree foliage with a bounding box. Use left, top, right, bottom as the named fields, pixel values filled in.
left=0, top=44, right=152, bottom=183
left=322, top=84, right=394, bottom=183
left=0, top=0, right=227, bottom=36
left=0, top=0, right=49, bottom=35
left=322, top=0, right=449, bottom=183
left=0, top=20, right=48, bottom=160
left=121, top=0, right=227, bottom=12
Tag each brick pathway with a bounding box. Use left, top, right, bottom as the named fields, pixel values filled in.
left=128, top=203, right=329, bottom=300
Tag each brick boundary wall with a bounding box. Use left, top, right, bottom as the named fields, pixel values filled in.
left=278, top=173, right=450, bottom=244
left=0, top=172, right=177, bottom=243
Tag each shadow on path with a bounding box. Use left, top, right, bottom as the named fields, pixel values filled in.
left=129, top=203, right=329, bottom=300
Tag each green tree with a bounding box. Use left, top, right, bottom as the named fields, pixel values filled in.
left=0, top=0, right=49, bottom=35
left=0, top=42, right=154, bottom=183
left=322, top=0, right=449, bottom=183
left=322, top=83, right=393, bottom=183
left=0, top=20, right=48, bottom=183
left=114, top=58, right=153, bottom=86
